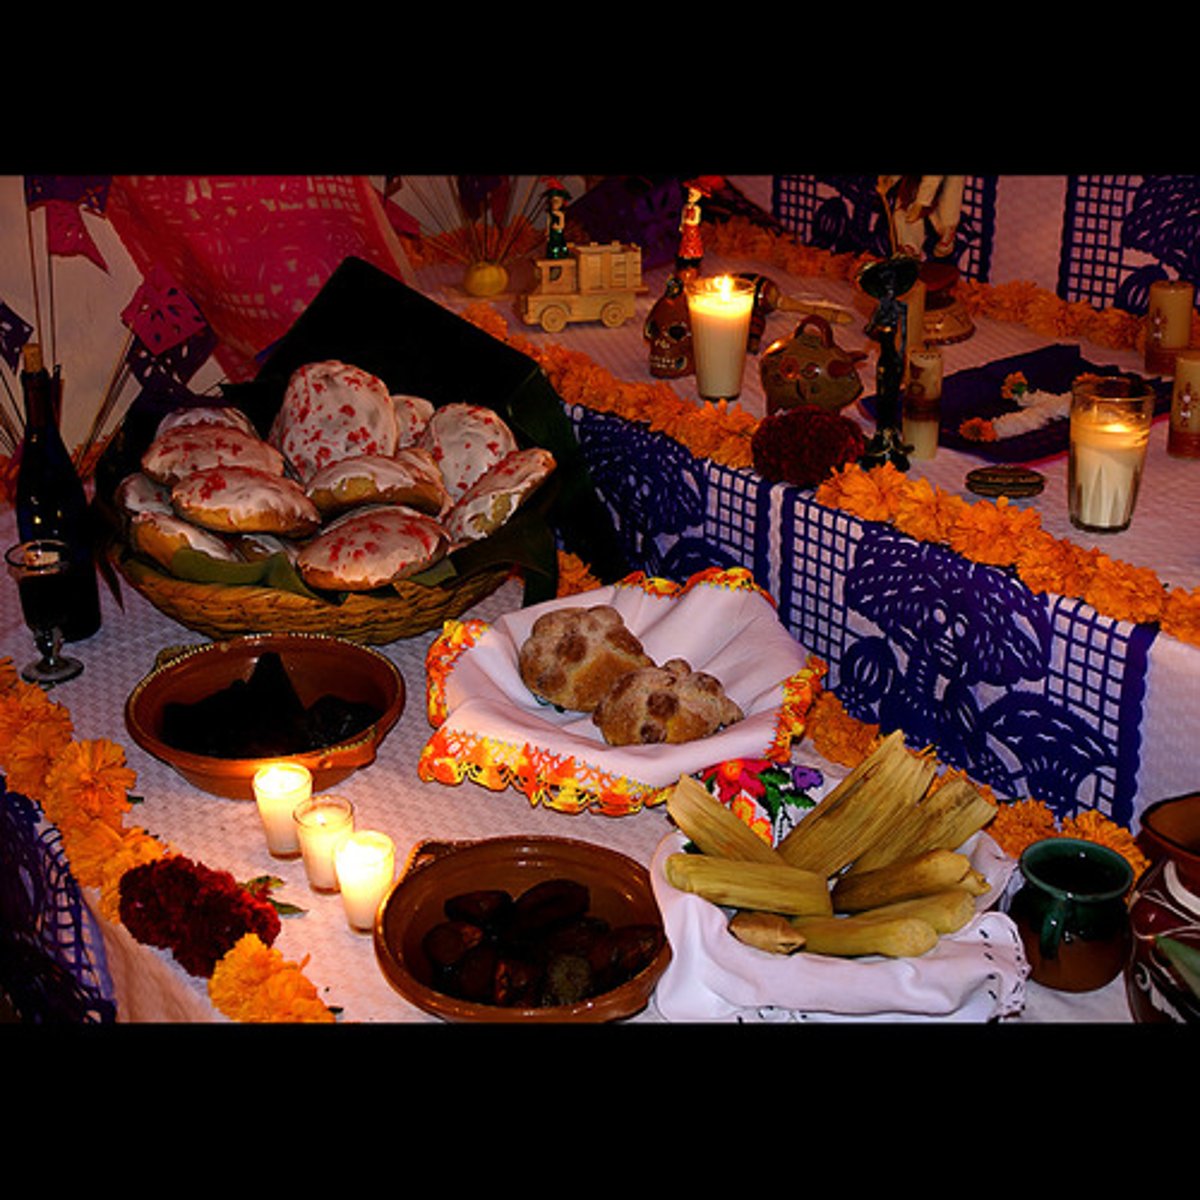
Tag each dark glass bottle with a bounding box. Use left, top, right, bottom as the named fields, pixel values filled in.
left=15, top=343, right=102, bottom=641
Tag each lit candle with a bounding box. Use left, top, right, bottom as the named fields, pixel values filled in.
left=1169, top=349, right=1200, bottom=459
left=1069, top=382, right=1154, bottom=532
left=293, top=795, right=355, bottom=891
left=903, top=347, right=944, bottom=460
left=1145, top=279, right=1195, bottom=373
left=252, top=763, right=311, bottom=857
left=334, top=831, right=396, bottom=931
left=685, top=274, right=756, bottom=400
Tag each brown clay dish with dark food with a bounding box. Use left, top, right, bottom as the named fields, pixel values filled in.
left=124, top=632, right=405, bottom=800
left=375, top=836, right=671, bottom=1022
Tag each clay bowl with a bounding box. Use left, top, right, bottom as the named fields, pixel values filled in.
left=375, top=836, right=671, bottom=1023
left=124, top=632, right=405, bottom=800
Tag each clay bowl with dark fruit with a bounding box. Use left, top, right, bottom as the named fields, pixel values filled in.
left=124, top=632, right=405, bottom=800
left=375, top=836, right=671, bottom=1022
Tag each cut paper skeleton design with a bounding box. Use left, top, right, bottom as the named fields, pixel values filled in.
left=878, top=175, right=965, bottom=259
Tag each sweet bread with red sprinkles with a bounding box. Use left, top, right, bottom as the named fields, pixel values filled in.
left=269, top=360, right=399, bottom=483
left=142, top=423, right=286, bottom=487
left=305, top=447, right=448, bottom=518
left=295, top=504, right=448, bottom=592
left=171, top=466, right=322, bottom=538
left=417, top=401, right=518, bottom=501
left=444, top=446, right=556, bottom=543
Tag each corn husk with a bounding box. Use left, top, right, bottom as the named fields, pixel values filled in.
left=664, top=853, right=832, bottom=917
left=831, top=847, right=983, bottom=912
left=667, top=774, right=783, bottom=865
left=786, top=912, right=939, bottom=958
left=775, top=731, right=936, bottom=878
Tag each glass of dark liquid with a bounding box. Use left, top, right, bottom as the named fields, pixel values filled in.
left=5, top=539, right=85, bottom=686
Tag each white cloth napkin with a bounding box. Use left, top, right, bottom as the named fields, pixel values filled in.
left=436, top=577, right=817, bottom=793
left=649, top=830, right=1029, bottom=1023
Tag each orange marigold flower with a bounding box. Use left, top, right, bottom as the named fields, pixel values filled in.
left=3, top=717, right=74, bottom=802
left=958, top=416, right=998, bottom=442
left=988, top=798, right=1059, bottom=860
left=0, top=679, right=72, bottom=759
left=948, top=497, right=1042, bottom=567
left=804, top=689, right=880, bottom=768
left=816, top=462, right=906, bottom=523
left=1060, top=809, right=1150, bottom=880
left=1014, top=532, right=1101, bottom=598
left=556, top=550, right=602, bottom=597
left=893, top=477, right=969, bottom=544
left=1082, top=554, right=1165, bottom=626
left=41, top=738, right=137, bottom=834
left=208, top=933, right=335, bottom=1023
left=1161, top=585, right=1200, bottom=647
left=1000, top=372, right=1029, bottom=400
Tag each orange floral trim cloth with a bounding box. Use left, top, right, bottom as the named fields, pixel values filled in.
left=0, top=659, right=334, bottom=1023
left=419, top=567, right=826, bottom=817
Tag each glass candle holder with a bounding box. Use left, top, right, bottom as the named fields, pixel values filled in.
left=1068, top=375, right=1155, bottom=533
left=684, top=274, right=756, bottom=401
left=253, top=762, right=311, bottom=857
left=294, top=795, right=355, bottom=891
left=334, top=830, right=396, bottom=931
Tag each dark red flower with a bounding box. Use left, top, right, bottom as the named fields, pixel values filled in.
left=751, top=406, right=866, bottom=488
left=118, top=854, right=281, bottom=978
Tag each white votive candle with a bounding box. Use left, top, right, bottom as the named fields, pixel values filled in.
left=1069, top=402, right=1152, bottom=532
left=334, top=831, right=396, bottom=931
left=903, top=347, right=944, bottom=459
left=253, top=763, right=311, bottom=857
left=685, top=274, right=756, bottom=400
left=294, top=795, right=355, bottom=891
left=1146, top=279, right=1195, bottom=372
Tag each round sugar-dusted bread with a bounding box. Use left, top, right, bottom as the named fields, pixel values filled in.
left=130, top=510, right=241, bottom=572
left=418, top=402, right=518, bottom=501
left=592, top=658, right=744, bottom=746
left=444, top=447, right=556, bottom=543
left=270, top=360, right=399, bottom=483
left=518, top=605, right=654, bottom=713
left=142, top=423, right=286, bottom=487
left=296, top=504, right=448, bottom=592
left=305, top=448, right=449, bottom=518
left=171, top=466, right=322, bottom=538
left=156, top=404, right=258, bottom=439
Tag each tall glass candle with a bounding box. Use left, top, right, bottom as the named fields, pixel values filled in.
left=902, top=346, right=943, bottom=459
left=334, top=831, right=396, bottom=931
left=1145, top=279, right=1194, bottom=374
left=1169, top=349, right=1200, bottom=459
left=685, top=275, right=755, bottom=401
left=1068, top=377, right=1155, bottom=533
left=252, top=763, right=311, bottom=857
left=294, top=795, right=355, bottom=891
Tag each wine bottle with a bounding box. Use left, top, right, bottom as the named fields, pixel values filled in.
left=15, top=343, right=102, bottom=641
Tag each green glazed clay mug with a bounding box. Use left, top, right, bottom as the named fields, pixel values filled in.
left=1009, top=837, right=1134, bottom=992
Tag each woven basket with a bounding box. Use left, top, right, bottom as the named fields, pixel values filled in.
left=113, top=551, right=510, bottom=645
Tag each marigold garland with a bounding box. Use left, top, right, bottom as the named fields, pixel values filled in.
left=0, top=663, right=333, bottom=1023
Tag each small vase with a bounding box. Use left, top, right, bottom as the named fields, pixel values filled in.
left=1125, top=792, right=1200, bottom=1023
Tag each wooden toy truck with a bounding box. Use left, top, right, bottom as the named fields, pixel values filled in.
left=517, top=241, right=647, bottom=333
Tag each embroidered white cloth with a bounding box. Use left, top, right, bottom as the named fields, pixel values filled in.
left=432, top=575, right=817, bottom=799
left=650, top=829, right=1029, bottom=1023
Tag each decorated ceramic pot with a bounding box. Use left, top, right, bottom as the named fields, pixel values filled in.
left=1125, top=793, right=1200, bottom=1023
left=760, top=315, right=866, bottom=414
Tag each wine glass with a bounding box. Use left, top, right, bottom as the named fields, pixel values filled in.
left=5, top=539, right=85, bottom=686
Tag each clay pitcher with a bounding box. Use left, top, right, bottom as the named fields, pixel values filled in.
left=1008, top=837, right=1133, bottom=993
left=1125, top=792, right=1200, bottom=1023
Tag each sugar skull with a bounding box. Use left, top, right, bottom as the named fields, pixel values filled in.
left=644, top=276, right=693, bottom=378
